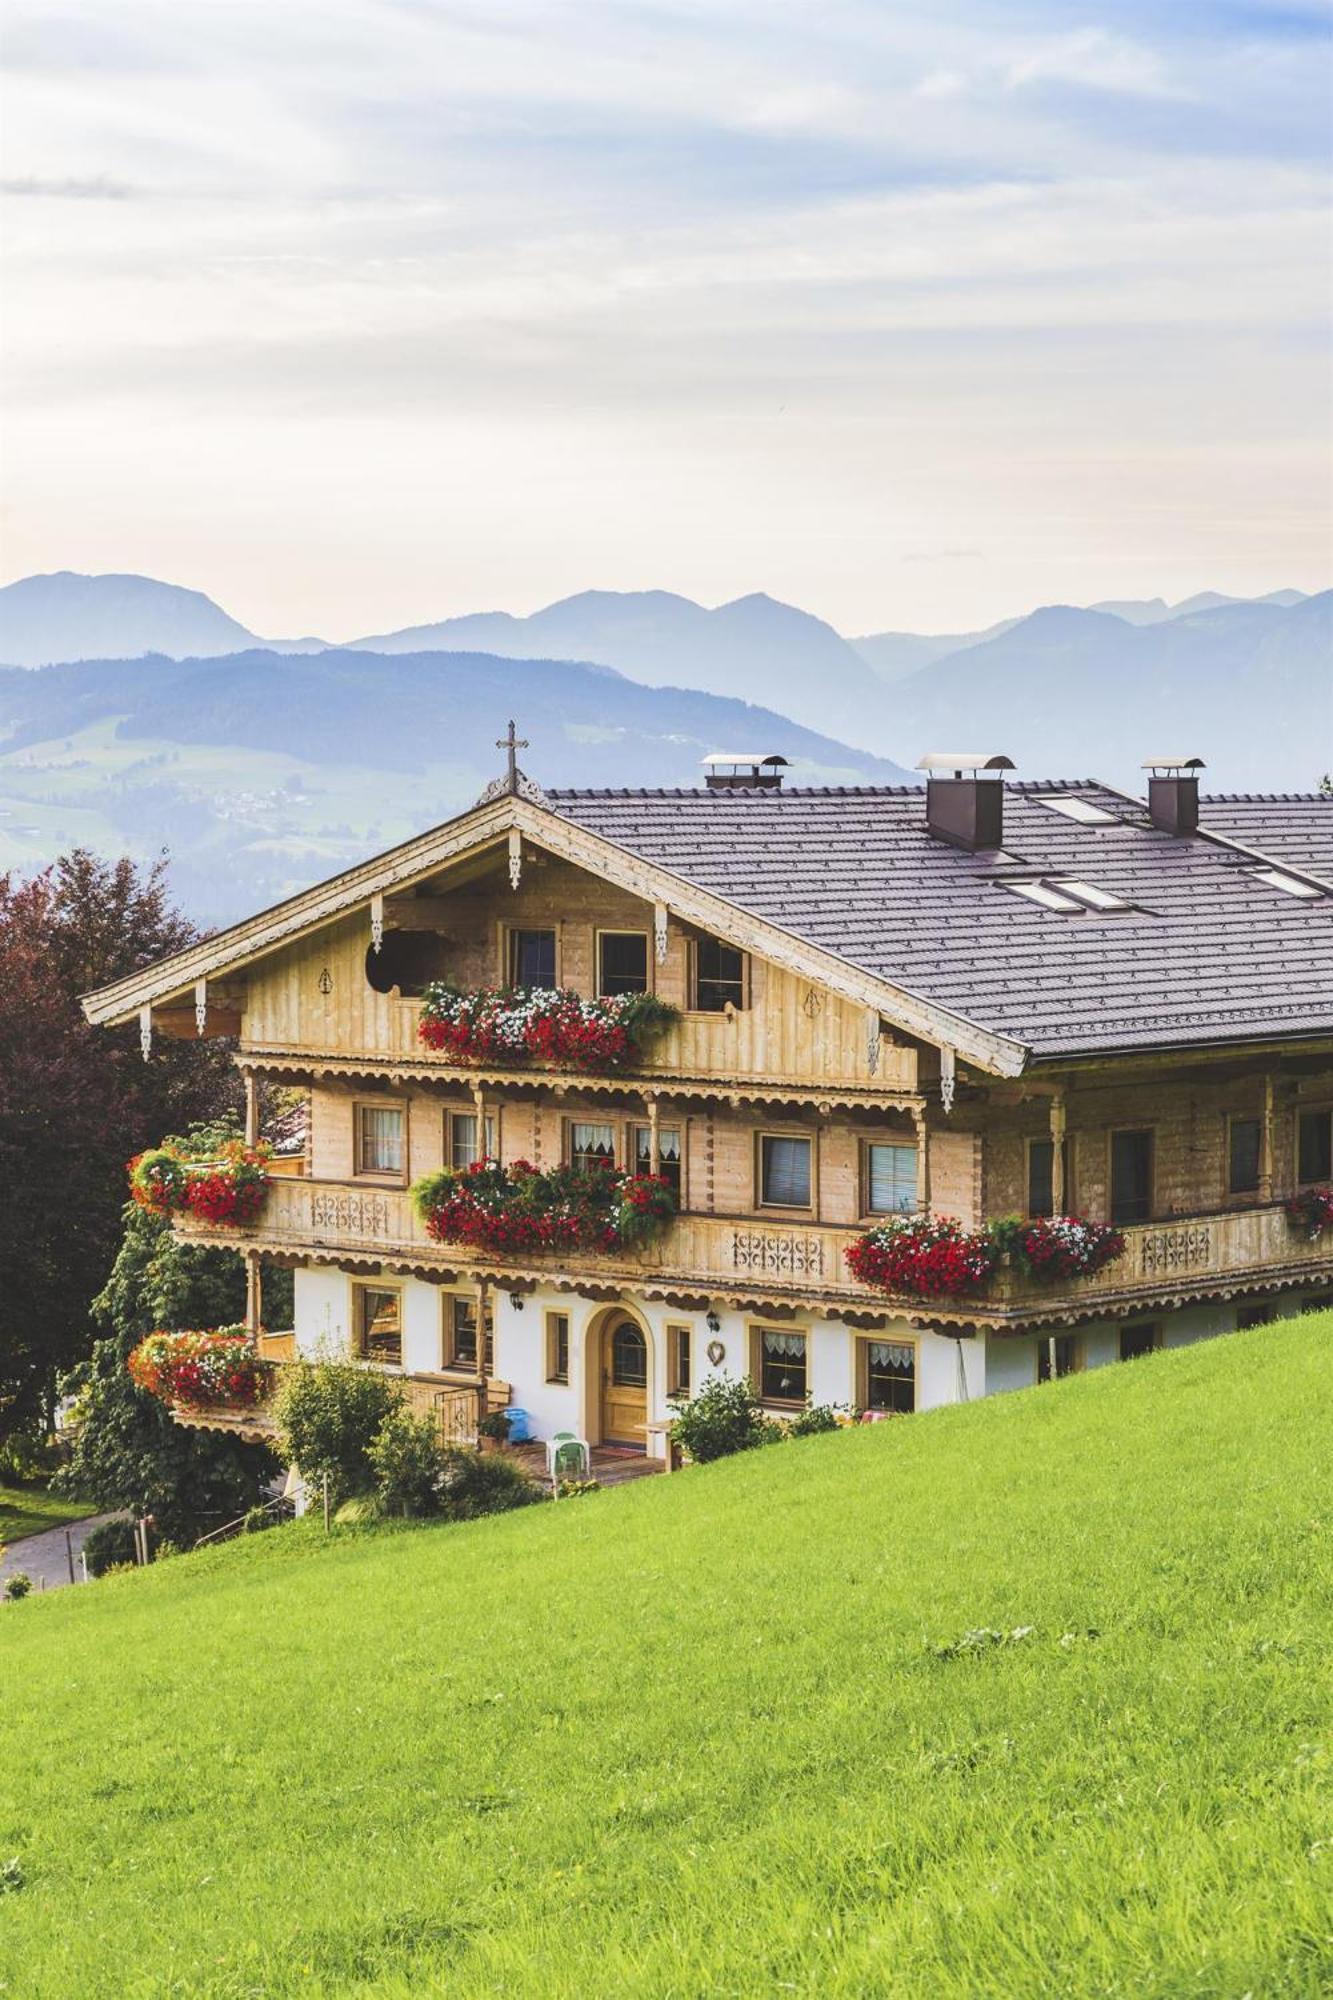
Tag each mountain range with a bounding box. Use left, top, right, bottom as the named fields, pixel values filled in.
left=0, top=568, right=1327, bottom=923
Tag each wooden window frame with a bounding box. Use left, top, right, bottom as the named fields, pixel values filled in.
left=1117, top=1320, right=1162, bottom=1363
left=446, top=1107, right=496, bottom=1173
left=748, top=1323, right=810, bottom=1410
left=352, top=1098, right=409, bottom=1185
left=564, top=1115, right=619, bottom=1173
left=1033, top=1331, right=1083, bottom=1384
left=1225, top=1113, right=1262, bottom=1200
left=351, top=1279, right=403, bottom=1368
left=629, top=1117, right=687, bottom=1208
left=501, top=922, right=561, bottom=991
left=545, top=1309, right=570, bottom=1384
left=687, top=935, right=749, bottom=1015
left=858, top=1135, right=919, bottom=1222
left=441, top=1289, right=493, bottom=1375
left=755, top=1127, right=817, bottom=1215
left=1025, top=1135, right=1057, bottom=1220
left=595, top=927, right=653, bottom=1000
left=1108, top=1126, right=1155, bottom=1226
left=666, top=1322, right=692, bottom=1398
left=856, top=1333, right=918, bottom=1414
left=1296, top=1105, right=1333, bottom=1187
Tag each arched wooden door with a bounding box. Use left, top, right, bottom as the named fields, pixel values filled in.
left=600, top=1318, right=649, bottom=1448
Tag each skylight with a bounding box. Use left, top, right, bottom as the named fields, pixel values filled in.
left=1003, top=881, right=1085, bottom=912
left=1039, top=796, right=1118, bottom=825
left=1049, top=878, right=1131, bottom=911
left=1250, top=867, right=1323, bottom=900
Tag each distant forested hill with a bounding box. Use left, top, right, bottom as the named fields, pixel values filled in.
left=0, top=647, right=912, bottom=925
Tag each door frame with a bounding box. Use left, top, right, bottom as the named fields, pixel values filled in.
left=582, top=1301, right=655, bottom=1448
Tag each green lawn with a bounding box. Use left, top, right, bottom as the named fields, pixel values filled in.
left=0, top=1483, right=91, bottom=1547
left=1, top=1315, right=1330, bottom=1999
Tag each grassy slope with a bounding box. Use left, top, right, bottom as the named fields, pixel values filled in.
left=0, top=1485, right=90, bottom=1547
left=2, top=1317, right=1330, bottom=2000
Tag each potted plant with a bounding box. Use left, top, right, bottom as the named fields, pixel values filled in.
left=476, top=1409, right=513, bottom=1452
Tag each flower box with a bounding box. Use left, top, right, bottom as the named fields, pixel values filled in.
left=994, top=1214, right=1126, bottom=1282
left=129, top=1140, right=272, bottom=1227
left=846, top=1212, right=1126, bottom=1299
left=416, top=984, right=677, bottom=1073
left=1285, top=1185, right=1333, bottom=1238
left=129, top=1327, right=272, bottom=1411
left=411, top=1159, right=678, bottom=1257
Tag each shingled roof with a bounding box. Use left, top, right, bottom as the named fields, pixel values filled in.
left=548, top=780, right=1333, bottom=1062
left=1197, top=793, right=1333, bottom=885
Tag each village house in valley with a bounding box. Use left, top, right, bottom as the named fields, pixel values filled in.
left=83, top=738, right=1333, bottom=1458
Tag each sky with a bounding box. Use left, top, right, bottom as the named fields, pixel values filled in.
left=1, top=0, right=1330, bottom=639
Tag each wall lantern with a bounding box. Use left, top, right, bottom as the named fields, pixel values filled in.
left=705, top=1309, right=721, bottom=1333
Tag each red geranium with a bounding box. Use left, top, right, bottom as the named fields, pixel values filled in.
left=847, top=1215, right=998, bottom=1298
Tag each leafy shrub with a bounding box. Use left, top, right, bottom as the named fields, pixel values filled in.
left=556, top=1478, right=601, bottom=1499
left=0, top=1431, right=64, bottom=1487
left=333, top=1494, right=387, bottom=1526
left=669, top=1377, right=777, bottom=1463
left=4, top=1572, right=32, bottom=1601
left=242, top=1506, right=275, bottom=1534
left=786, top=1404, right=841, bottom=1438
left=439, top=1447, right=543, bottom=1521
left=368, top=1408, right=450, bottom=1517
left=271, top=1359, right=403, bottom=1509
left=82, top=1518, right=140, bottom=1576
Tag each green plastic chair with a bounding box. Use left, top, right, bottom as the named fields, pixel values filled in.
left=546, top=1431, right=590, bottom=1482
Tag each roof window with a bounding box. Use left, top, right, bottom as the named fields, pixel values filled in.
left=1049, top=878, right=1130, bottom=911
left=1003, top=881, right=1085, bottom=912
left=1039, top=795, right=1117, bottom=825
left=1249, top=867, right=1323, bottom=900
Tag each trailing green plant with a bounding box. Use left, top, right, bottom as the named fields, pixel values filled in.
left=271, top=1358, right=403, bottom=1510
left=81, top=1518, right=142, bottom=1577
left=668, top=1376, right=779, bottom=1463
left=417, top=983, right=677, bottom=1072
left=368, top=1408, right=451, bottom=1518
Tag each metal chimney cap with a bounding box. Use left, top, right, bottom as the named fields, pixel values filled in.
left=915, top=752, right=1014, bottom=773
left=1141, top=756, right=1205, bottom=771
left=701, top=752, right=790, bottom=767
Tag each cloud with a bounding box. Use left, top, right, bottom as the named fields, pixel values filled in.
left=1, top=174, right=135, bottom=198
left=1003, top=27, right=1184, bottom=99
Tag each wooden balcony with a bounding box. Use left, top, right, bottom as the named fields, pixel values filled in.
left=176, top=1181, right=1333, bottom=1327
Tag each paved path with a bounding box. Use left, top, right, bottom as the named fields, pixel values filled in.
left=0, top=1512, right=125, bottom=1593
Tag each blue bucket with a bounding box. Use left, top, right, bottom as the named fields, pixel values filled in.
left=504, top=1407, right=533, bottom=1443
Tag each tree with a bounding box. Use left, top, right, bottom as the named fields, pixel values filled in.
left=56, top=1203, right=278, bottom=1544
left=0, top=850, right=238, bottom=1437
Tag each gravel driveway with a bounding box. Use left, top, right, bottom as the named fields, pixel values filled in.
left=0, top=1512, right=126, bottom=1593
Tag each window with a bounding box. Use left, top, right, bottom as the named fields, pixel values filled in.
left=864, top=1339, right=915, bottom=1413
left=754, top=1328, right=807, bottom=1406
left=1228, top=1117, right=1261, bottom=1196
left=1110, top=1129, right=1153, bottom=1225
left=354, top=1284, right=402, bottom=1366
left=1036, top=1334, right=1078, bottom=1382
left=1048, top=879, right=1130, bottom=912
left=507, top=928, right=557, bottom=989
left=545, top=1311, right=570, bottom=1383
left=569, top=1121, right=616, bottom=1173
left=449, top=1111, right=495, bottom=1171
left=1039, top=795, right=1118, bottom=825
left=1027, top=1138, right=1055, bottom=1219
left=692, top=936, right=746, bottom=1012
left=610, top=1322, right=648, bottom=1388
left=759, top=1133, right=812, bottom=1209
left=633, top=1123, right=682, bottom=1197
left=1003, top=880, right=1085, bottom=912
left=597, top=931, right=648, bottom=997
left=1118, top=1322, right=1160, bottom=1363
left=445, top=1294, right=492, bottom=1374
left=355, top=1103, right=405, bottom=1180
left=1249, top=867, right=1322, bottom=900
left=863, top=1141, right=917, bottom=1216
left=1236, top=1303, right=1275, bottom=1330
left=364, top=930, right=449, bottom=997
left=668, top=1324, right=691, bottom=1397
left=1298, top=1109, right=1332, bottom=1185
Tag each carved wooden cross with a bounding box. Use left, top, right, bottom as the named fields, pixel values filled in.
left=497, top=719, right=529, bottom=793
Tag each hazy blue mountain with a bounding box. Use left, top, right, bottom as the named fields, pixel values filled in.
left=0, top=646, right=913, bottom=924
left=0, top=571, right=262, bottom=666
left=1085, top=587, right=1308, bottom=626
left=348, top=588, right=888, bottom=748
left=886, top=593, right=1331, bottom=792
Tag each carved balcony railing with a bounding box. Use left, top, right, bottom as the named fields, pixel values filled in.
left=174, top=1181, right=1333, bottom=1323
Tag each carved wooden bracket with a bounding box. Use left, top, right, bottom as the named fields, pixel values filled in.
left=508, top=829, right=523, bottom=892
left=370, top=892, right=384, bottom=955
left=940, top=1046, right=957, bottom=1115
left=654, top=902, right=668, bottom=963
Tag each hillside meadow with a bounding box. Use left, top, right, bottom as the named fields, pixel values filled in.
left=1, top=1313, right=1330, bottom=1998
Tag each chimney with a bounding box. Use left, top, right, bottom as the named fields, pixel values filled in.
left=701, top=752, right=789, bottom=792
left=1142, top=757, right=1204, bottom=836
left=916, top=753, right=1014, bottom=851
